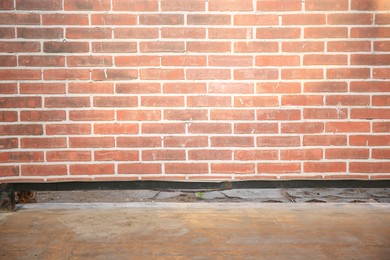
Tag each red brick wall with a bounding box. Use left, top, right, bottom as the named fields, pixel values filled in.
left=0, top=0, right=389, bottom=183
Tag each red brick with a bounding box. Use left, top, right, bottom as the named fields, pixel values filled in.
left=162, top=28, right=205, bottom=39
left=303, top=135, right=347, bottom=146
left=325, top=149, right=369, bottom=159
left=257, top=136, right=300, bottom=147
left=70, top=137, right=114, bottom=148
left=188, top=123, right=231, bottom=134
left=303, top=108, right=348, bottom=119
left=22, top=165, right=67, bottom=176
left=234, top=15, right=278, bottom=25
left=187, top=96, right=231, bottom=107
left=374, top=68, right=390, bottom=79
left=258, top=163, right=301, bottom=174
left=326, top=122, right=370, bottom=133
left=209, top=56, right=253, bottom=67
left=257, top=0, right=301, bottom=11
left=234, top=150, right=278, bottom=161
left=374, top=41, right=390, bottom=52
left=188, top=69, right=230, bottom=80
left=0, top=42, right=40, bottom=52
left=352, top=0, right=390, bottom=11
left=304, top=55, right=347, bottom=65
left=350, top=82, right=390, bottom=92
left=19, top=55, right=65, bottom=67
left=0, top=152, right=44, bottom=163
left=351, top=27, right=390, bottom=38
left=92, top=42, right=137, bottom=53
left=143, top=150, right=185, bottom=161
left=93, top=96, right=137, bottom=107
left=70, top=164, right=114, bottom=175
left=67, top=56, right=112, bottom=67
left=211, top=137, right=254, bottom=147
left=165, top=109, right=208, bottom=121
left=16, top=0, right=62, bottom=10
left=212, top=163, right=255, bottom=174
left=0, top=28, right=15, bottom=38
left=112, top=0, right=158, bottom=11
left=304, top=82, right=347, bottom=93
left=305, top=27, right=348, bottom=38
left=372, top=149, right=390, bottom=159
left=117, top=137, right=161, bottom=148
left=91, top=69, right=138, bottom=81
left=65, top=0, right=110, bottom=10
left=140, top=69, right=184, bottom=80
left=140, top=42, right=184, bottom=53
left=69, top=83, right=113, bottom=94
left=92, top=14, right=137, bottom=25
left=0, top=111, right=17, bottom=122
left=46, top=124, right=91, bottom=135
left=114, top=28, right=158, bottom=39
left=164, top=136, right=208, bottom=148
left=21, top=111, right=66, bottom=122
left=257, top=109, right=300, bottom=121
left=142, top=96, right=184, bottom=107
left=281, top=122, right=324, bottom=133
left=0, top=83, right=17, bottom=94
left=304, top=162, right=346, bottom=173
left=373, top=96, right=390, bottom=106
left=234, top=96, right=278, bottom=107
left=67, top=28, right=111, bottom=39
left=282, top=95, right=324, bottom=106
left=44, top=69, right=90, bottom=80
left=235, top=42, right=278, bottom=53
left=117, top=83, right=160, bottom=94
left=0, top=69, right=41, bottom=80
left=117, top=110, right=161, bottom=121
left=373, top=122, right=390, bottom=133
left=328, top=14, right=373, bottom=25
left=351, top=109, right=390, bottom=119
left=282, top=69, right=323, bottom=80
left=210, top=83, right=254, bottom=94
left=209, top=28, right=252, bottom=39
left=211, top=110, right=254, bottom=120
left=283, top=14, right=325, bottom=25
left=115, top=56, right=159, bottom=67
left=188, top=15, right=231, bottom=25
left=187, top=42, right=231, bottom=53
left=45, top=97, right=90, bottom=108
left=94, top=124, right=138, bottom=134
left=328, top=41, right=371, bottom=52
left=44, top=42, right=89, bottom=53
left=47, top=151, right=91, bottom=162
left=43, top=14, right=89, bottom=25
left=0, top=125, right=43, bottom=136
left=69, top=111, right=114, bottom=121
left=0, top=0, right=13, bottom=10
left=327, top=68, right=370, bottom=79
left=189, top=150, right=232, bottom=161
left=160, top=0, right=205, bottom=11
left=350, top=162, right=390, bottom=173
left=256, top=55, right=300, bottom=66
left=256, top=28, right=301, bottom=39
left=165, top=163, right=208, bottom=174
left=95, top=151, right=138, bottom=161
left=0, top=97, right=41, bottom=108
left=140, top=14, right=183, bottom=25
left=235, top=69, right=278, bottom=80
left=305, top=0, right=348, bottom=10
left=282, top=41, right=324, bottom=52
left=235, top=123, right=278, bottom=134
left=351, top=54, right=390, bottom=66
left=350, top=135, right=390, bottom=146
left=118, top=163, right=161, bottom=174
left=0, top=138, right=18, bottom=149
left=326, top=95, right=370, bottom=106
left=163, top=83, right=206, bottom=94
left=18, top=28, right=63, bottom=39
left=281, top=149, right=323, bottom=160
left=21, top=138, right=66, bottom=148
left=142, top=123, right=185, bottom=134
left=0, top=55, right=16, bottom=66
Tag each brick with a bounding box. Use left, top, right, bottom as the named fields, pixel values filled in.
left=92, top=14, right=137, bottom=25
left=188, top=69, right=230, bottom=80
left=161, top=28, right=205, bottom=39
left=188, top=123, right=231, bottom=134
left=258, top=163, right=301, bottom=174
left=21, top=138, right=66, bottom=149
left=351, top=54, right=390, bottom=66
left=163, top=83, right=206, bottom=94
left=304, top=162, right=346, bottom=173
left=234, top=150, right=278, bottom=161
left=372, top=149, right=390, bottom=159
left=20, top=83, right=66, bottom=94
left=44, top=42, right=89, bottom=53
left=257, top=109, right=301, bottom=120
left=92, top=42, right=137, bottom=53
left=187, top=42, right=231, bottom=53
left=328, top=14, right=373, bottom=25
left=67, top=56, right=112, bottom=67
left=212, top=163, right=255, bottom=174
left=0, top=56, right=16, bottom=66
left=376, top=14, right=390, bottom=25
left=142, top=123, right=185, bottom=134
left=234, top=69, right=278, bottom=80
left=283, top=41, right=324, bottom=53
left=117, top=83, right=160, bottom=94
left=114, top=28, right=158, bottom=39
left=95, top=151, right=138, bottom=161
left=140, top=14, right=183, bottom=25
left=281, top=122, right=324, bottom=133
left=69, top=110, right=114, bottom=121
left=282, top=69, right=323, bottom=80
left=188, top=15, right=230, bottom=25
left=16, top=0, right=62, bottom=10
left=303, top=108, right=348, bottom=119
left=70, top=164, right=114, bottom=175
left=326, top=122, right=370, bottom=133
left=304, top=82, right=347, bottom=93
left=65, top=0, right=110, bottom=10
left=281, top=149, right=323, bottom=161
left=190, top=150, right=232, bottom=161
left=305, top=0, right=348, bottom=10
left=140, top=69, right=184, bottom=80
left=234, top=15, right=278, bottom=26
left=257, top=0, right=301, bottom=11
left=234, top=96, right=279, bottom=107
left=43, top=14, right=89, bottom=25
left=256, top=28, right=301, bottom=39
left=351, top=27, right=390, bottom=38
left=373, top=96, right=390, bottom=106
left=373, top=68, right=390, bottom=79
left=94, top=96, right=138, bottom=107
left=303, top=135, right=347, bottom=146
left=112, top=0, right=158, bottom=11
left=45, top=97, right=90, bottom=108
left=210, top=83, right=254, bottom=94
left=165, top=109, right=208, bottom=121
left=209, top=28, right=252, bottom=39
left=0, top=112, right=18, bottom=122
left=0, top=152, right=44, bottom=163
left=325, top=149, right=369, bottom=159
left=305, top=27, right=348, bottom=38
left=0, top=41, right=40, bottom=52
left=351, top=109, right=390, bottom=119
left=69, top=83, right=113, bottom=94
left=256, top=55, right=300, bottom=66
left=118, top=163, right=161, bottom=174
left=117, top=110, right=161, bottom=121
left=0, top=28, right=15, bottom=38
left=18, top=28, right=63, bottom=39
left=19, top=56, right=65, bottom=67
left=117, top=137, right=161, bottom=148
left=326, top=95, right=370, bottom=106
left=160, top=0, right=205, bottom=11
left=304, top=55, right=347, bottom=65
left=116, top=56, right=159, bottom=67
left=234, top=123, right=278, bottom=134
left=143, top=150, right=185, bottom=161
left=350, top=135, right=390, bottom=146
left=327, top=68, right=370, bottom=79
left=164, top=136, right=208, bottom=148
left=352, top=0, right=390, bottom=11
left=235, top=42, right=278, bottom=53
left=187, top=96, right=231, bottom=107
left=67, top=28, right=112, bottom=39
left=91, top=69, right=138, bottom=81
left=257, top=136, right=300, bottom=147
left=47, top=151, right=91, bottom=162
left=210, top=55, right=253, bottom=67
left=211, top=137, right=254, bottom=147
left=94, top=124, right=138, bottom=134
left=22, top=165, right=67, bottom=176
left=70, top=137, right=114, bottom=148
left=21, top=111, right=66, bottom=122
left=282, top=95, right=324, bottom=106
left=283, top=14, right=325, bottom=25
left=350, top=82, right=390, bottom=92
left=373, top=122, right=390, bottom=133
left=0, top=97, right=41, bottom=108
left=0, top=70, right=41, bottom=80
left=0, top=83, right=17, bottom=94
left=0, top=138, right=18, bottom=149
left=0, top=0, right=13, bottom=10
left=46, top=124, right=91, bottom=135
left=328, top=41, right=371, bottom=52
left=350, top=162, right=390, bottom=173
left=165, top=163, right=208, bottom=174
left=211, top=110, right=254, bottom=120
left=209, top=0, right=252, bottom=11
left=142, top=96, right=184, bottom=107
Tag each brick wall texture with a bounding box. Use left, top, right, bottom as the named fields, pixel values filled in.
left=0, top=0, right=389, bottom=183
